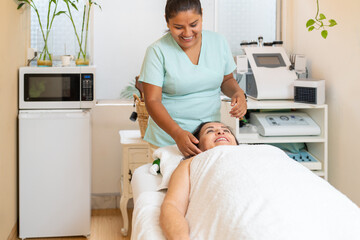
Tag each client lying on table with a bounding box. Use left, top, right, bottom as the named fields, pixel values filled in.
left=160, top=122, right=360, bottom=240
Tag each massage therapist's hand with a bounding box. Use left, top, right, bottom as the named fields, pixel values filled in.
left=173, top=129, right=202, bottom=157
left=229, top=91, right=247, bottom=118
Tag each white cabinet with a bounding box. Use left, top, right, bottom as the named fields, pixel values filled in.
left=19, top=110, right=91, bottom=239
left=119, top=130, right=151, bottom=236
left=221, top=99, right=328, bottom=179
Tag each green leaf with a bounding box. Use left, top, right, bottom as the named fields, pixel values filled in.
left=329, top=19, right=337, bottom=27
left=92, top=2, right=102, bottom=10
left=308, top=26, right=315, bottom=32
left=120, top=78, right=140, bottom=100
left=17, top=3, right=25, bottom=9
left=321, top=30, right=328, bottom=39
left=69, top=1, right=79, bottom=10
left=319, top=13, right=326, bottom=20
left=306, top=19, right=316, bottom=28
left=55, top=11, right=66, bottom=16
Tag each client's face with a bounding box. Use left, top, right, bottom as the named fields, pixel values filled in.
left=198, top=122, right=237, bottom=151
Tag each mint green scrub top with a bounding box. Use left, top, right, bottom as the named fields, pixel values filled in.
left=139, top=30, right=236, bottom=147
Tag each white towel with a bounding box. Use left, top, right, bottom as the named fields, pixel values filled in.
left=186, top=145, right=360, bottom=240
left=131, top=191, right=166, bottom=240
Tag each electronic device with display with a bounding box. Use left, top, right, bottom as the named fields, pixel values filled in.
left=243, top=47, right=297, bottom=100
left=249, top=112, right=321, bottom=136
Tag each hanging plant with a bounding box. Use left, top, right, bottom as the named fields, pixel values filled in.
left=17, top=0, right=65, bottom=66
left=63, top=0, right=101, bottom=65
left=306, top=0, right=337, bottom=39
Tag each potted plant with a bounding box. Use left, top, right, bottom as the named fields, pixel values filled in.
left=63, top=0, right=101, bottom=66
left=17, top=0, right=65, bottom=66
left=120, top=77, right=141, bottom=100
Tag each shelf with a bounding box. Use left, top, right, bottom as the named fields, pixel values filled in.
left=221, top=97, right=327, bottom=109
left=237, top=135, right=326, bottom=144
left=313, top=171, right=325, bottom=177
left=221, top=99, right=328, bottom=180
left=245, top=98, right=327, bottom=110
left=119, top=130, right=149, bottom=145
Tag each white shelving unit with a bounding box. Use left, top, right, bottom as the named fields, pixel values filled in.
left=221, top=99, right=328, bottom=179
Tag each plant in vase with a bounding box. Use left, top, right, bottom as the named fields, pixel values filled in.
left=17, top=0, right=65, bottom=66
left=63, top=0, right=101, bottom=66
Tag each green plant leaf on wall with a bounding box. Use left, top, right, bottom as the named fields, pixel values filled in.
left=329, top=19, right=337, bottom=27
left=306, top=0, right=337, bottom=39
left=17, top=3, right=25, bottom=9
left=321, top=30, right=328, bottom=39
left=306, top=19, right=316, bottom=27
left=318, top=13, right=326, bottom=20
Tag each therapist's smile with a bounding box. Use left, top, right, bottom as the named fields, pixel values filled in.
left=181, top=36, right=194, bottom=41
left=167, top=9, right=203, bottom=50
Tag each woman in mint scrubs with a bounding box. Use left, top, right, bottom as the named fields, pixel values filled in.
left=139, top=0, right=247, bottom=157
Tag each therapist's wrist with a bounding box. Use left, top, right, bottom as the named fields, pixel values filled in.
left=169, top=126, right=183, bottom=138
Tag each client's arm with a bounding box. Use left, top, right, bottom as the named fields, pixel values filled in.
left=160, top=158, right=192, bottom=240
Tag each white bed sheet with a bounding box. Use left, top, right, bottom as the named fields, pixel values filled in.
left=130, top=149, right=360, bottom=240
left=131, top=163, right=162, bottom=202
left=131, top=164, right=166, bottom=240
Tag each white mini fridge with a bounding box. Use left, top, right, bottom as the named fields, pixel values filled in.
left=19, top=110, right=91, bottom=239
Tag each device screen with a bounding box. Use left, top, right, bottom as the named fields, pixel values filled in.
left=257, top=56, right=281, bottom=65
left=253, top=53, right=286, bottom=68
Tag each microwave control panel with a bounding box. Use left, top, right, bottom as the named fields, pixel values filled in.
left=81, top=74, right=94, bottom=101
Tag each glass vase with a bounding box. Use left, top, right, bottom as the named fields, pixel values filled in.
left=74, top=26, right=90, bottom=66
left=74, top=37, right=90, bottom=66
left=36, top=29, right=53, bottom=67
left=37, top=52, right=53, bottom=66
left=75, top=51, right=90, bottom=66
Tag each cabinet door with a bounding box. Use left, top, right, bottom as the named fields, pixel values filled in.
left=128, top=148, right=149, bottom=164
left=127, top=148, right=150, bottom=194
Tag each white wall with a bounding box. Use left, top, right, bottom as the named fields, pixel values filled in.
left=93, top=0, right=216, bottom=100
left=93, top=0, right=167, bottom=100
left=91, top=101, right=139, bottom=194
left=283, top=0, right=360, bottom=205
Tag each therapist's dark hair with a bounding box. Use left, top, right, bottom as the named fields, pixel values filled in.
left=165, top=0, right=202, bottom=23
left=192, top=121, right=239, bottom=145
